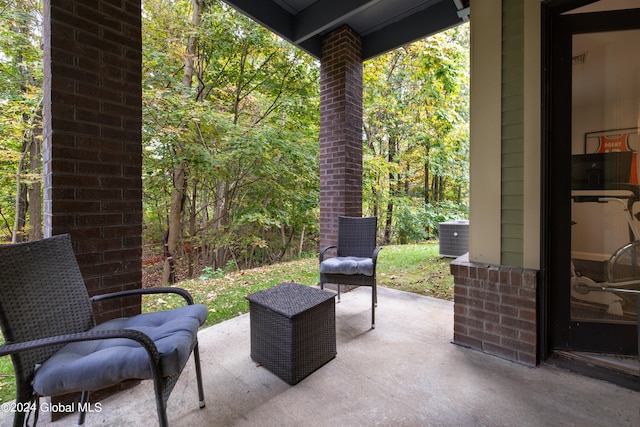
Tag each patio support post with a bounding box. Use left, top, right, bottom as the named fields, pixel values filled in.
left=42, top=0, right=143, bottom=418
left=319, top=26, right=364, bottom=249
left=43, top=0, right=143, bottom=322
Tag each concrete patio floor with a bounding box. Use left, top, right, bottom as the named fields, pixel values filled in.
left=4, top=286, right=639, bottom=426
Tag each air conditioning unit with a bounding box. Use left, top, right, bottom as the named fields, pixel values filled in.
left=439, top=220, right=469, bottom=258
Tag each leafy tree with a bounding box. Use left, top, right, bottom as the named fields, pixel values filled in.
left=0, top=0, right=467, bottom=278
left=142, top=0, right=320, bottom=281
left=363, top=24, right=469, bottom=244
left=0, top=0, right=43, bottom=243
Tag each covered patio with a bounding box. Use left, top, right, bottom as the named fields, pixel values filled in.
left=5, top=286, right=637, bottom=426
left=26, top=0, right=638, bottom=424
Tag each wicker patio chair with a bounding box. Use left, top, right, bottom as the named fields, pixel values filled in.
left=320, top=216, right=382, bottom=328
left=0, top=234, right=206, bottom=427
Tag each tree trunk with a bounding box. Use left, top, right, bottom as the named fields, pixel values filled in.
left=162, top=0, right=204, bottom=284
left=384, top=200, right=394, bottom=244
left=182, top=0, right=204, bottom=90
left=28, top=128, right=42, bottom=241
left=13, top=176, right=27, bottom=243
left=213, top=181, right=230, bottom=270
left=298, top=225, right=306, bottom=258
left=384, top=137, right=398, bottom=244
left=11, top=12, right=41, bottom=243
left=424, top=145, right=430, bottom=205
left=187, top=179, right=198, bottom=278
left=12, top=124, right=30, bottom=243
left=162, top=161, right=187, bottom=284
left=431, top=174, right=441, bottom=203
left=199, top=183, right=210, bottom=269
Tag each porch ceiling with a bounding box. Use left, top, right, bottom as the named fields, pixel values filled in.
left=222, top=0, right=470, bottom=60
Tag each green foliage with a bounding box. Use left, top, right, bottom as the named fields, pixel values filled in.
left=142, top=0, right=320, bottom=273
left=199, top=259, right=236, bottom=280
left=392, top=198, right=468, bottom=244
left=1, top=0, right=469, bottom=263
left=199, top=266, right=220, bottom=280
left=394, top=198, right=430, bottom=244
left=0, top=349, right=14, bottom=404
left=363, top=24, right=470, bottom=244
left=0, top=0, right=43, bottom=241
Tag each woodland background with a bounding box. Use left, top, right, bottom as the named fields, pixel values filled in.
left=0, top=0, right=469, bottom=284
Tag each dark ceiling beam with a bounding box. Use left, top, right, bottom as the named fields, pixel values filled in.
left=361, top=0, right=462, bottom=60
left=293, top=0, right=381, bottom=44
left=297, top=38, right=323, bottom=60
left=222, top=0, right=294, bottom=40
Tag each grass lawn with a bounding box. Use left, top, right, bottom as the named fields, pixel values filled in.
left=0, top=241, right=454, bottom=404
left=377, top=243, right=454, bottom=300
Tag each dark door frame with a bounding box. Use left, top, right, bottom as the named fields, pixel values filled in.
left=541, top=0, right=640, bottom=359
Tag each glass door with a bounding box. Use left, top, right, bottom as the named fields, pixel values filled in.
left=548, top=8, right=640, bottom=355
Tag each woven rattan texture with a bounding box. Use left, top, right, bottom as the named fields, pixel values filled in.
left=0, top=234, right=95, bottom=402
left=247, top=283, right=336, bottom=385
left=337, top=216, right=377, bottom=258
left=245, top=282, right=335, bottom=318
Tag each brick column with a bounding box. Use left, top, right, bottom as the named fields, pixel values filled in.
left=319, top=26, right=363, bottom=248
left=43, top=0, right=143, bottom=323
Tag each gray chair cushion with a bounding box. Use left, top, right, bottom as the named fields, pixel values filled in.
left=320, top=256, right=374, bottom=276
left=32, top=304, right=207, bottom=396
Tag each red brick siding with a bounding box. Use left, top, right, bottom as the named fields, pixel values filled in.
left=451, top=255, right=538, bottom=366
left=319, top=26, right=363, bottom=248
left=43, top=0, right=142, bottom=324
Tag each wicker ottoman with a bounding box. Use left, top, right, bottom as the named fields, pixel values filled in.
left=245, top=282, right=336, bottom=385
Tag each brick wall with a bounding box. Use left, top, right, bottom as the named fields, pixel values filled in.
left=319, top=26, right=363, bottom=248
left=43, top=0, right=143, bottom=324
left=450, top=254, right=538, bottom=366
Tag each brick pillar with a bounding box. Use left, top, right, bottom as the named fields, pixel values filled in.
left=43, top=0, right=143, bottom=323
left=319, top=26, right=363, bottom=248
left=42, top=0, right=143, bottom=417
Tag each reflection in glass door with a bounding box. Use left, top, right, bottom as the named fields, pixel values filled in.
left=569, top=28, right=639, bottom=348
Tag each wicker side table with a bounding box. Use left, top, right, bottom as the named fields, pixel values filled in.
left=245, top=282, right=336, bottom=385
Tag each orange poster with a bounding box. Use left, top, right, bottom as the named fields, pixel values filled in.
left=596, top=133, right=637, bottom=184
